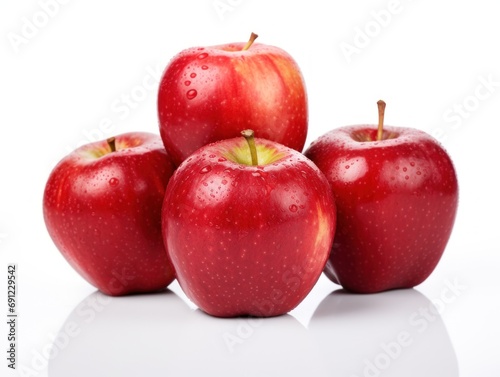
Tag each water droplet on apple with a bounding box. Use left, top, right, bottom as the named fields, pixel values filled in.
left=405, top=175, right=409, bottom=180
left=403, top=167, right=407, bottom=172
left=200, top=165, right=212, bottom=174
left=184, top=80, right=191, bottom=86
left=410, top=162, right=415, bottom=167
left=218, top=157, right=227, bottom=162
left=222, top=179, right=228, bottom=185
left=345, top=165, right=350, bottom=169
left=417, top=171, right=422, bottom=175
left=201, top=65, right=209, bottom=70
left=198, top=52, right=208, bottom=59
left=186, top=89, right=198, bottom=100
left=252, top=172, right=262, bottom=178
left=289, top=204, right=298, bottom=212
left=109, top=177, right=119, bottom=186
left=190, top=73, right=197, bottom=78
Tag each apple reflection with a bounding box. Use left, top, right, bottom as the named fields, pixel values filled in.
left=309, top=289, right=459, bottom=377
left=49, top=289, right=325, bottom=377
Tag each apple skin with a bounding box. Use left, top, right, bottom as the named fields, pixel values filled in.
left=162, top=136, right=336, bottom=317
left=157, top=39, right=308, bottom=166
left=43, top=132, right=176, bottom=296
left=304, top=126, right=458, bottom=293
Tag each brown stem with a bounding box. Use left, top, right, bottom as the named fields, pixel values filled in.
left=107, top=137, right=117, bottom=152
left=377, top=100, right=386, bottom=141
left=241, top=129, right=258, bottom=166
left=242, top=32, right=258, bottom=51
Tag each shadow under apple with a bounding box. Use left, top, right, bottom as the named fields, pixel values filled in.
left=309, top=288, right=459, bottom=377
left=48, top=289, right=325, bottom=377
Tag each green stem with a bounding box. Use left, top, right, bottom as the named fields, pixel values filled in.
left=241, top=129, right=258, bottom=166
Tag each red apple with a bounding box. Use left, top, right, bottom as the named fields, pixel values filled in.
left=162, top=130, right=336, bottom=317
left=43, top=132, right=176, bottom=295
left=157, top=33, right=308, bottom=166
left=304, top=101, right=459, bottom=293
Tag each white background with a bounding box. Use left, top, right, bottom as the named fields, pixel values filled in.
left=1, top=0, right=499, bottom=376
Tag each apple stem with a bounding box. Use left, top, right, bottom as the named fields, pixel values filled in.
left=377, top=100, right=386, bottom=141
left=242, top=32, right=258, bottom=51
left=107, top=137, right=117, bottom=152
left=241, top=129, right=258, bottom=166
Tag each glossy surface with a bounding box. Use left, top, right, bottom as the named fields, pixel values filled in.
left=162, top=136, right=336, bottom=317
left=2, top=1, right=498, bottom=375
left=46, top=283, right=459, bottom=377
left=43, top=133, right=176, bottom=295
left=49, top=290, right=322, bottom=376
left=157, top=42, right=308, bottom=166
left=305, top=126, right=458, bottom=293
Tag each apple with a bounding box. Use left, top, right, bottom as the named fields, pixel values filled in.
left=162, top=130, right=336, bottom=317
left=43, top=132, right=176, bottom=296
left=304, top=101, right=459, bottom=293
left=157, top=32, right=308, bottom=166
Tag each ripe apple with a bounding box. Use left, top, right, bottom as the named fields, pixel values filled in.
left=304, top=101, right=459, bottom=293
left=43, top=132, right=176, bottom=296
left=162, top=130, right=336, bottom=317
left=157, top=32, right=308, bottom=166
